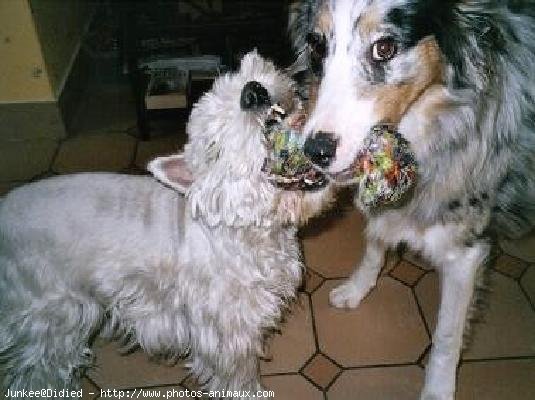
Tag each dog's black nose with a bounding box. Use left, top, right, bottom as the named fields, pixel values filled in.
left=240, top=81, right=271, bottom=111
left=304, top=131, right=337, bottom=168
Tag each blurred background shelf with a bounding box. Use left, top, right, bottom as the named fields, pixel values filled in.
left=114, top=0, right=291, bottom=139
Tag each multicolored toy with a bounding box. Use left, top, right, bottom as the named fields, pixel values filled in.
left=338, top=125, right=418, bottom=208
left=262, top=105, right=418, bottom=207
left=261, top=105, right=327, bottom=190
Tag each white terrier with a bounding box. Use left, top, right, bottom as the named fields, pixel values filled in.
left=0, top=51, right=332, bottom=398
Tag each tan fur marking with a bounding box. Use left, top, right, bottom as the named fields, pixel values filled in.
left=307, top=79, right=320, bottom=115
left=316, top=3, right=332, bottom=36
left=357, top=5, right=380, bottom=37
left=416, top=85, right=452, bottom=126
left=372, top=38, right=445, bottom=124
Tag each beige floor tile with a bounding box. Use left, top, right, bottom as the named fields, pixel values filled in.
left=134, top=135, right=187, bottom=171
left=520, top=266, right=535, bottom=305
left=53, top=132, right=137, bottom=174
left=303, top=269, right=325, bottom=294
left=493, top=254, right=529, bottom=279
left=457, top=360, right=535, bottom=400
left=390, top=261, right=425, bottom=286
left=328, top=366, right=424, bottom=400
left=403, top=250, right=434, bottom=271
left=302, top=354, right=340, bottom=389
left=301, top=209, right=366, bottom=278
left=414, top=272, right=439, bottom=332
left=260, top=294, right=316, bottom=374
left=499, top=232, right=535, bottom=263
left=87, top=341, right=188, bottom=390
left=464, top=273, right=535, bottom=360
left=312, top=278, right=428, bottom=367
left=415, top=272, right=535, bottom=359
left=262, top=374, right=323, bottom=400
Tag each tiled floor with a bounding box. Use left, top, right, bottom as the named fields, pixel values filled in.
left=76, top=209, right=535, bottom=400
left=3, top=81, right=535, bottom=399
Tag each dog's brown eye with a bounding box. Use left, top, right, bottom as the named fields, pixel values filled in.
left=371, top=37, right=397, bottom=62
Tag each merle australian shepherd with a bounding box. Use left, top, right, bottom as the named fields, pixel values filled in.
left=289, top=1, right=535, bottom=399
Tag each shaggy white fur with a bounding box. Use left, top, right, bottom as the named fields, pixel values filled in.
left=0, top=51, right=332, bottom=398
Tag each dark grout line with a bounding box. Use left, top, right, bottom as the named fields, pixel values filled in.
left=307, top=266, right=328, bottom=280
left=322, top=275, right=352, bottom=281
left=261, top=372, right=301, bottom=377
left=518, top=283, right=535, bottom=312
left=342, top=361, right=418, bottom=370
left=413, top=269, right=430, bottom=286
left=324, top=368, right=344, bottom=393
left=412, top=263, right=429, bottom=273
left=319, top=351, right=344, bottom=370
left=180, top=373, right=193, bottom=386
left=306, top=293, right=322, bottom=352
left=491, top=266, right=523, bottom=281
left=307, top=282, right=325, bottom=296
left=416, top=343, right=431, bottom=367
left=462, top=355, right=535, bottom=363
left=85, top=375, right=101, bottom=390
left=299, top=351, right=319, bottom=375
left=517, top=264, right=531, bottom=282
left=48, top=138, right=64, bottom=175
left=411, top=286, right=433, bottom=340
left=304, top=271, right=327, bottom=296
left=299, top=370, right=326, bottom=393
left=386, top=273, right=412, bottom=288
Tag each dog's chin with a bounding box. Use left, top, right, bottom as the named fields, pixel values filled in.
left=275, top=184, right=333, bottom=226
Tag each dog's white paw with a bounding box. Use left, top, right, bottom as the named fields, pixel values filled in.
left=329, top=280, right=369, bottom=309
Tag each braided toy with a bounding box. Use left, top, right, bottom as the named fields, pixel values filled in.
left=343, top=125, right=417, bottom=208
left=261, top=105, right=327, bottom=190
left=262, top=105, right=417, bottom=208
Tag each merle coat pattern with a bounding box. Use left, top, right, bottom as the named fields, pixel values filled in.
left=289, top=1, right=535, bottom=399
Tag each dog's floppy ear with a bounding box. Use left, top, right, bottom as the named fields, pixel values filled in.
left=147, top=154, right=193, bottom=194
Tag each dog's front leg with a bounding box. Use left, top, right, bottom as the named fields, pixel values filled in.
left=329, top=235, right=386, bottom=308
left=421, top=242, right=489, bottom=400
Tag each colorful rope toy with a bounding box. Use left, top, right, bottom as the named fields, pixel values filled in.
left=338, top=125, right=418, bottom=208
left=261, top=105, right=327, bottom=190
left=262, top=105, right=417, bottom=207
